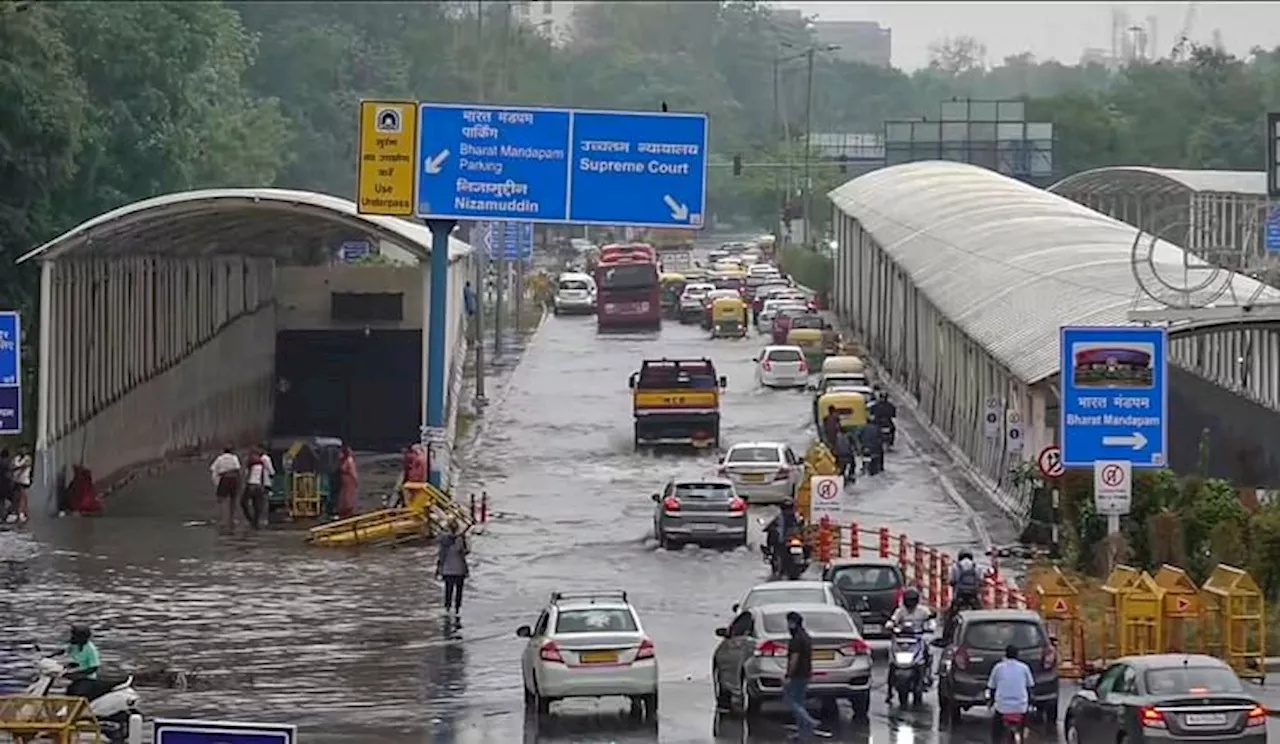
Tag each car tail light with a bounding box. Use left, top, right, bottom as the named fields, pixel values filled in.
left=728, top=496, right=746, bottom=512
left=755, top=639, right=789, bottom=657
left=761, top=359, right=772, bottom=371
left=773, top=466, right=791, bottom=481
left=540, top=641, right=564, bottom=663
left=1247, top=704, right=1267, bottom=725
left=954, top=646, right=970, bottom=671
left=1040, top=643, right=1057, bottom=670
left=1140, top=706, right=1165, bottom=727
left=662, top=495, right=681, bottom=511
left=636, top=637, right=655, bottom=660
left=845, top=638, right=871, bottom=656
left=797, top=358, right=808, bottom=372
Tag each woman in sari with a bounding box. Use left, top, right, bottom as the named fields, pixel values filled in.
left=336, top=446, right=359, bottom=518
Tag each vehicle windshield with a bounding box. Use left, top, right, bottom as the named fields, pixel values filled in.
left=555, top=608, right=638, bottom=634
left=727, top=446, right=781, bottom=463
left=741, top=587, right=829, bottom=610
left=708, top=290, right=739, bottom=301
left=963, top=620, right=1045, bottom=650
left=763, top=609, right=855, bottom=635
left=1145, top=666, right=1244, bottom=695
left=559, top=279, right=591, bottom=291
left=791, top=316, right=824, bottom=329
left=683, top=285, right=712, bottom=297
left=765, top=348, right=803, bottom=362
left=673, top=482, right=733, bottom=499
left=829, top=564, right=901, bottom=592
left=598, top=264, right=657, bottom=290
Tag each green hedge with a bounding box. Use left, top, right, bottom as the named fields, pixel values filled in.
left=779, top=245, right=833, bottom=294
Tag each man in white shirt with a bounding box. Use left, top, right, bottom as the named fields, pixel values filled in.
left=210, top=446, right=242, bottom=531
left=241, top=447, right=276, bottom=529
left=11, top=448, right=32, bottom=524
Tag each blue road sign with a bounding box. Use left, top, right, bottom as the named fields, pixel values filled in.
left=0, top=311, right=20, bottom=436
left=1059, top=325, right=1168, bottom=469
left=416, top=103, right=707, bottom=228
left=1266, top=206, right=1280, bottom=253
left=482, top=220, right=533, bottom=260
left=154, top=718, right=296, bottom=744
left=338, top=239, right=372, bottom=263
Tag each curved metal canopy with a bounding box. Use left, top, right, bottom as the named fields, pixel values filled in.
left=1050, top=166, right=1267, bottom=198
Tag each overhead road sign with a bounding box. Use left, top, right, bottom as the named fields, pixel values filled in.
left=357, top=100, right=419, bottom=216
left=479, top=221, right=534, bottom=261
left=416, top=102, right=708, bottom=228
left=154, top=718, right=296, bottom=744
left=1059, top=326, right=1168, bottom=468
left=0, top=311, right=20, bottom=435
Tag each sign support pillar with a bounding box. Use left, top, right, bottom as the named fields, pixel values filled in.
left=424, top=219, right=455, bottom=488
left=494, top=255, right=504, bottom=356
left=472, top=229, right=487, bottom=406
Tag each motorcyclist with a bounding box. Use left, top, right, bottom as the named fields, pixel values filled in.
left=858, top=422, right=885, bottom=476
left=884, top=587, right=933, bottom=701
left=987, top=643, right=1035, bottom=742
left=63, top=624, right=100, bottom=700
left=937, top=550, right=984, bottom=646
left=764, top=499, right=802, bottom=576
left=833, top=425, right=857, bottom=485
left=870, top=392, right=897, bottom=447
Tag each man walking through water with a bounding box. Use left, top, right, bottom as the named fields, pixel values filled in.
left=435, top=519, right=470, bottom=616
left=210, top=446, right=242, bottom=531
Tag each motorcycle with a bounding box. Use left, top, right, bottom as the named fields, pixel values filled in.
left=21, top=649, right=141, bottom=743
left=760, top=531, right=810, bottom=580
left=887, top=618, right=933, bottom=707
left=879, top=419, right=896, bottom=450
left=986, top=689, right=1030, bottom=744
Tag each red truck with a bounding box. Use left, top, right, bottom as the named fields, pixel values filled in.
left=595, top=243, right=662, bottom=331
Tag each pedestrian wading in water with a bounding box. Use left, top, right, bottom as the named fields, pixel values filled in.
left=436, top=519, right=470, bottom=615
left=209, top=446, right=242, bottom=531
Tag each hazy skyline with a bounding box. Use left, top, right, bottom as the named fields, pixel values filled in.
left=776, top=2, right=1280, bottom=70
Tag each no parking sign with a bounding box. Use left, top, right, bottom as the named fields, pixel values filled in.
left=810, top=475, right=845, bottom=522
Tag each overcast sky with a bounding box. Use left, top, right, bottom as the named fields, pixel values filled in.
left=775, top=2, right=1280, bottom=70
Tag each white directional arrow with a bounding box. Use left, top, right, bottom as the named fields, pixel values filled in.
left=1102, top=432, right=1148, bottom=449
left=663, top=194, right=690, bottom=221
left=423, top=149, right=450, bottom=175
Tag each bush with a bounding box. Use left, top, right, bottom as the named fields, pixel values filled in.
left=779, top=245, right=832, bottom=294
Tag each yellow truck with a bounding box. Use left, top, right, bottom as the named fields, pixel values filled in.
left=628, top=358, right=726, bottom=449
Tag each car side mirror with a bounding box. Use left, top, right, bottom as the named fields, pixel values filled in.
left=752, top=357, right=758, bottom=363
left=628, top=373, right=637, bottom=389
left=1081, top=674, right=1099, bottom=691
left=731, top=603, right=740, bottom=612
left=516, top=625, right=532, bottom=638
left=718, top=376, right=727, bottom=388
left=650, top=493, right=660, bottom=502
left=715, top=627, right=729, bottom=638
left=928, top=610, right=938, bottom=620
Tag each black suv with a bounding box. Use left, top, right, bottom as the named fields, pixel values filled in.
left=936, top=609, right=1060, bottom=725
left=822, top=557, right=907, bottom=640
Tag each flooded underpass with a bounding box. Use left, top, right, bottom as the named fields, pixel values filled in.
left=12, top=307, right=1255, bottom=743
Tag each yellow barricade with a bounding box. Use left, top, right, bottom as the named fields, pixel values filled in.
left=1153, top=564, right=1204, bottom=653
left=1102, top=566, right=1163, bottom=659
left=289, top=472, right=321, bottom=518
left=1201, top=564, right=1267, bottom=680
left=797, top=441, right=838, bottom=525
left=1026, top=566, right=1086, bottom=678
left=0, top=694, right=102, bottom=742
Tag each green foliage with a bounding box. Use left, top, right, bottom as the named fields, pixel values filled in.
left=779, top=246, right=832, bottom=295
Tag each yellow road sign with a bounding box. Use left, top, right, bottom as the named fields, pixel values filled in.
left=357, top=100, right=419, bottom=215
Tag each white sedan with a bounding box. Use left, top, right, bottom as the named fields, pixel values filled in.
left=754, top=345, right=810, bottom=388
left=717, top=441, right=803, bottom=504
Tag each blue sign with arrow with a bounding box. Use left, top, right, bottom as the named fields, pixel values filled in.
left=1059, top=325, right=1168, bottom=469
left=154, top=718, right=296, bottom=744
left=480, top=221, right=534, bottom=261
left=416, top=103, right=707, bottom=228
left=1266, top=206, right=1280, bottom=254
left=0, top=311, right=20, bottom=435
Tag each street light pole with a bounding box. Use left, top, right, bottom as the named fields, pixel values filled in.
left=802, top=46, right=816, bottom=249
left=472, top=0, right=487, bottom=405
left=772, top=55, right=782, bottom=244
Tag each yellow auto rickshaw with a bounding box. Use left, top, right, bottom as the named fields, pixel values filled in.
left=659, top=272, right=687, bottom=318
left=788, top=327, right=826, bottom=368
left=709, top=295, right=748, bottom=338
left=815, top=390, right=869, bottom=437
left=822, top=355, right=865, bottom=376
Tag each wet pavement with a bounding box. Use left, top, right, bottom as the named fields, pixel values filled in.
left=3, top=302, right=1278, bottom=742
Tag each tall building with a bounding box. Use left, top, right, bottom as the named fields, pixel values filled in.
left=812, top=20, right=892, bottom=68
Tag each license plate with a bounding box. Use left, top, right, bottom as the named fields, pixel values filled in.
left=863, top=624, right=881, bottom=634
left=741, top=473, right=768, bottom=483
left=693, top=523, right=717, bottom=532
left=1183, top=713, right=1227, bottom=726
left=579, top=650, right=618, bottom=664
left=811, top=649, right=836, bottom=661
left=789, top=545, right=804, bottom=555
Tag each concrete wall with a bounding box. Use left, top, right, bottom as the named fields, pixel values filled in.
left=276, top=265, right=424, bottom=330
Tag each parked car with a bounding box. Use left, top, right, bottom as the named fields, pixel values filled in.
left=717, top=442, right=802, bottom=505
left=1064, top=654, right=1268, bottom=743
left=712, top=603, right=873, bottom=719
left=822, top=557, right=909, bottom=639
left=936, top=609, right=1060, bottom=725
left=651, top=477, right=748, bottom=549
left=754, top=345, right=809, bottom=389
left=517, top=590, right=658, bottom=719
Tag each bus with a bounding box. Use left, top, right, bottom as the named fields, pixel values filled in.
left=595, top=243, right=661, bottom=331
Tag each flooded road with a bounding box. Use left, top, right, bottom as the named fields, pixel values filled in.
left=6, top=307, right=1241, bottom=742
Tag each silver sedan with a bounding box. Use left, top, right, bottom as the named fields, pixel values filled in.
left=651, top=477, right=748, bottom=549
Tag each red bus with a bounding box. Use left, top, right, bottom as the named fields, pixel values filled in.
left=595, top=243, right=661, bottom=331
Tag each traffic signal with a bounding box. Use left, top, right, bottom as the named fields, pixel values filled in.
left=733, top=154, right=743, bottom=176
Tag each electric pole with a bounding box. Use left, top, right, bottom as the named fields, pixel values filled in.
left=471, top=0, right=487, bottom=404
left=802, top=46, right=816, bottom=249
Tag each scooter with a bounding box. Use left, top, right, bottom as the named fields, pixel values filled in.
left=22, top=650, right=141, bottom=743
left=886, top=618, right=933, bottom=707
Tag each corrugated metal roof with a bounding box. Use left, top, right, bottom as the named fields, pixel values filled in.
left=17, top=188, right=473, bottom=264
left=1051, top=166, right=1267, bottom=196
left=829, top=161, right=1280, bottom=384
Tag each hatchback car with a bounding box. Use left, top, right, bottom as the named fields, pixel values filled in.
left=678, top=282, right=714, bottom=322
left=718, top=442, right=801, bottom=504
left=758, top=298, right=806, bottom=330
left=1064, top=654, right=1267, bottom=743
left=822, top=558, right=908, bottom=639
left=517, top=590, right=658, bottom=719
left=712, top=603, right=873, bottom=719
left=553, top=273, right=597, bottom=315
left=755, top=345, right=810, bottom=388
left=936, top=609, right=1060, bottom=723
left=651, top=477, right=747, bottom=549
